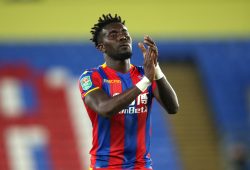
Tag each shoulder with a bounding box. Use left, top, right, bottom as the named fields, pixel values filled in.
left=78, top=66, right=103, bottom=93
left=78, top=66, right=103, bottom=87
left=79, top=66, right=102, bottom=80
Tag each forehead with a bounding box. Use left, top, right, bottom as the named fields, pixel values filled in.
left=102, top=23, right=128, bottom=33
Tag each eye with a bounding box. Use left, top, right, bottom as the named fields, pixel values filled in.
left=122, top=30, right=129, bottom=35
left=108, top=32, right=117, bottom=39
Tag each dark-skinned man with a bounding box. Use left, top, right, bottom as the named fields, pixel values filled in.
left=79, top=14, right=179, bottom=170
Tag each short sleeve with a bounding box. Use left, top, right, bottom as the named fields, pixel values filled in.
left=78, top=70, right=102, bottom=99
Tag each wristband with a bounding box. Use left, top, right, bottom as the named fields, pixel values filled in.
left=136, top=76, right=151, bottom=92
left=154, top=63, right=165, bottom=80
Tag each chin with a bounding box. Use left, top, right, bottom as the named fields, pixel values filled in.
left=118, top=52, right=132, bottom=60
left=110, top=51, right=132, bottom=61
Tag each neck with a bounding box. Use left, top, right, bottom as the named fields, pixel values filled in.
left=104, top=55, right=131, bottom=73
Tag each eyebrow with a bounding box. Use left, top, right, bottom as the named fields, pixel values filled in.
left=108, top=28, right=128, bottom=33
left=109, top=30, right=118, bottom=34
left=121, top=28, right=128, bottom=32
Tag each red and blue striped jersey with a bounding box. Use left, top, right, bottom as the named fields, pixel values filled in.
left=79, top=63, right=156, bottom=170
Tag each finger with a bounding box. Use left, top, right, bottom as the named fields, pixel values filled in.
left=144, top=36, right=158, bottom=54
left=144, top=47, right=150, bottom=62
left=143, top=40, right=158, bottom=52
left=143, top=41, right=158, bottom=56
left=152, top=52, right=157, bottom=66
left=138, top=42, right=147, bottom=57
left=143, top=39, right=155, bottom=47
left=146, top=46, right=157, bottom=66
left=146, top=48, right=154, bottom=64
left=152, top=47, right=158, bottom=56
left=144, top=35, right=156, bottom=45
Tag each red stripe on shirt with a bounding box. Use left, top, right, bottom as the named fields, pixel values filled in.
left=84, top=102, right=99, bottom=168
left=101, top=66, right=125, bottom=168
left=80, top=71, right=103, bottom=167
left=131, top=68, right=148, bottom=169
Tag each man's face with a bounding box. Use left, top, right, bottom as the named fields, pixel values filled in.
left=98, top=22, right=132, bottom=60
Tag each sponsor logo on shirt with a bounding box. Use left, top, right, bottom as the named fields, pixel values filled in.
left=103, top=79, right=121, bottom=84
left=113, top=92, right=149, bottom=115
left=119, top=105, right=148, bottom=114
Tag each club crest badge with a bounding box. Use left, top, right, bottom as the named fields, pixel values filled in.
left=81, top=76, right=92, bottom=90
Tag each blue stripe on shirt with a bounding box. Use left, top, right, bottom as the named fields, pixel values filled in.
left=118, top=72, right=138, bottom=169
left=94, top=67, right=111, bottom=168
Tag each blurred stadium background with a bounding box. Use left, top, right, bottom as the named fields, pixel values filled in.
left=0, top=0, right=250, bottom=170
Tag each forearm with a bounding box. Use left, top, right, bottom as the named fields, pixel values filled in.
left=154, top=64, right=179, bottom=114
left=155, top=77, right=179, bottom=114
left=99, top=86, right=141, bottom=117
left=84, top=76, right=151, bottom=117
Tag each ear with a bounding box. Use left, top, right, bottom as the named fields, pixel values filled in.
left=97, top=43, right=106, bottom=53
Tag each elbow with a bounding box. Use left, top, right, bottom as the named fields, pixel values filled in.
left=98, top=110, right=111, bottom=118
left=167, top=103, right=179, bottom=114
left=168, top=108, right=178, bottom=114
left=96, top=104, right=115, bottom=118
left=85, top=96, right=115, bottom=118
left=97, top=108, right=112, bottom=118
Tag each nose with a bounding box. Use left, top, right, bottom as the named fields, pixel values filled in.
left=118, top=33, right=128, bottom=41
left=119, top=35, right=127, bottom=41
left=120, top=36, right=127, bottom=41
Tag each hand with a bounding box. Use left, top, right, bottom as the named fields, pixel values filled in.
left=138, top=35, right=158, bottom=66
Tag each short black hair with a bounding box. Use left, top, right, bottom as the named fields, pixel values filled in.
left=90, top=13, right=125, bottom=47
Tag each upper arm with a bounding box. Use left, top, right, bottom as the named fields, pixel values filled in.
left=79, top=70, right=112, bottom=116
left=84, top=88, right=110, bottom=114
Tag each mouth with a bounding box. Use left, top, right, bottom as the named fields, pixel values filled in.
left=119, top=43, right=131, bottom=48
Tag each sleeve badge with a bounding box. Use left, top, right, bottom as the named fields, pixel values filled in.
left=80, top=76, right=92, bottom=91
